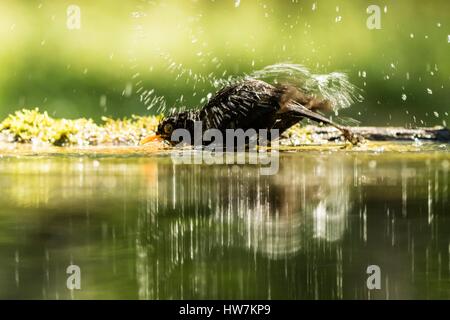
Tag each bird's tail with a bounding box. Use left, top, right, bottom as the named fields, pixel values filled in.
left=277, top=84, right=333, bottom=113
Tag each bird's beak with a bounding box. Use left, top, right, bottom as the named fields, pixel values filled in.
left=139, top=134, right=164, bottom=145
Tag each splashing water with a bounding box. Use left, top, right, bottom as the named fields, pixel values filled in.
left=150, top=62, right=364, bottom=118
left=249, top=63, right=364, bottom=111
left=130, top=3, right=363, bottom=117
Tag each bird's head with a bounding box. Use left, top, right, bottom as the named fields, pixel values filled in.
left=155, top=117, right=178, bottom=140
left=140, top=111, right=197, bottom=145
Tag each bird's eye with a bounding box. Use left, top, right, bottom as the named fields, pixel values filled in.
left=164, top=124, right=173, bottom=134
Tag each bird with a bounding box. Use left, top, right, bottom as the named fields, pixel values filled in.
left=141, top=63, right=363, bottom=147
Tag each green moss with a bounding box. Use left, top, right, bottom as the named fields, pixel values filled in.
left=0, top=108, right=330, bottom=147
left=0, top=108, right=161, bottom=146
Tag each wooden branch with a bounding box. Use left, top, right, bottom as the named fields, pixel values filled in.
left=308, top=126, right=450, bottom=142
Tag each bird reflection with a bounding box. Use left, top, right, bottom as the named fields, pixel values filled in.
left=136, top=154, right=352, bottom=298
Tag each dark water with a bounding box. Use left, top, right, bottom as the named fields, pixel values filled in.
left=0, top=150, right=449, bottom=299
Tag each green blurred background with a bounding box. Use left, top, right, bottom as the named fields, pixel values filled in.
left=0, top=0, right=448, bottom=126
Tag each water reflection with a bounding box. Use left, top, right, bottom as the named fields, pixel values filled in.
left=0, top=152, right=448, bottom=299
left=136, top=156, right=351, bottom=299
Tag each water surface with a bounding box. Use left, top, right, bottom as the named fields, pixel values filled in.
left=0, top=146, right=449, bottom=299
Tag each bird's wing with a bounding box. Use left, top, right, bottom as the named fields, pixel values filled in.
left=200, top=80, right=279, bottom=130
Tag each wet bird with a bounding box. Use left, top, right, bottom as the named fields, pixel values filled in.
left=141, top=64, right=363, bottom=146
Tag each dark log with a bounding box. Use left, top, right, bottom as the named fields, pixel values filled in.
left=307, top=126, right=450, bottom=142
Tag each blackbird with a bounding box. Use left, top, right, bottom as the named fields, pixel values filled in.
left=141, top=64, right=362, bottom=146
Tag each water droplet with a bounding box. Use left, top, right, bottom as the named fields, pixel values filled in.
left=100, top=95, right=107, bottom=108
left=442, top=160, right=449, bottom=170
left=123, top=83, right=133, bottom=97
